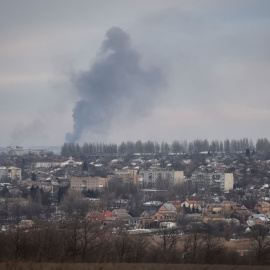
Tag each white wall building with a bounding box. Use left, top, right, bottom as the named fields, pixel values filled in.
left=191, top=171, right=234, bottom=191
left=139, top=169, right=184, bottom=188
left=222, top=173, right=234, bottom=191
left=8, top=147, right=47, bottom=156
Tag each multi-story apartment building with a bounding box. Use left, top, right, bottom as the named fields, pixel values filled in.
left=113, top=169, right=139, bottom=184
left=221, top=173, right=234, bottom=191
left=70, top=177, right=107, bottom=191
left=139, top=169, right=184, bottom=188
left=190, top=171, right=234, bottom=191
left=191, top=172, right=212, bottom=182
left=0, top=166, right=22, bottom=181
left=7, top=147, right=47, bottom=156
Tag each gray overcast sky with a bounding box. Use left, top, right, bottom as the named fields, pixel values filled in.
left=1, top=0, right=270, bottom=146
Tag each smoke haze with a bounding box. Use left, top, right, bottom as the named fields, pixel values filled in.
left=66, top=27, right=165, bottom=142
left=2, top=1, right=270, bottom=146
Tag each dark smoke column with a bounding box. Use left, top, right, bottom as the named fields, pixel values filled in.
left=66, top=27, right=165, bottom=142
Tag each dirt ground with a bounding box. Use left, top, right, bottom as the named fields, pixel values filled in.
left=0, top=263, right=269, bottom=270
left=224, top=238, right=251, bottom=251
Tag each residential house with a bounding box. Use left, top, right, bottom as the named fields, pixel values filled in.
left=140, top=210, right=157, bottom=228
left=181, top=200, right=202, bottom=213
left=254, top=201, right=270, bottom=214
left=220, top=201, right=240, bottom=211
left=205, top=203, right=223, bottom=214
left=86, top=211, right=116, bottom=225
left=151, top=211, right=176, bottom=222
left=233, top=205, right=251, bottom=224
left=141, top=209, right=157, bottom=219
left=113, top=209, right=133, bottom=225
left=165, top=200, right=182, bottom=213
left=203, top=213, right=225, bottom=222
left=264, top=211, right=270, bottom=220
left=247, top=214, right=269, bottom=227
left=158, top=202, right=177, bottom=214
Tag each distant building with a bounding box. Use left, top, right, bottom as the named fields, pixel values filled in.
left=181, top=200, right=202, bottom=213
left=33, top=157, right=82, bottom=168
left=86, top=211, right=116, bottom=225
left=34, top=161, right=61, bottom=168
left=111, top=169, right=139, bottom=184
left=247, top=214, right=269, bottom=227
left=70, top=176, right=107, bottom=191
left=139, top=169, right=184, bottom=188
left=60, top=157, right=82, bottom=167
left=7, top=147, right=47, bottom=156
left=18, top=220, right=34, bottom=229
left=233, top=205, right=251, bottom=223
left=190, top=172, right=212, bottom=185
left=222, top=173, right=234, bottom=191
left=0, top=166, right=21, bottom=181
left=254, top=201, right=270, bottom=214
left=190, top=172, right=234, bottom=191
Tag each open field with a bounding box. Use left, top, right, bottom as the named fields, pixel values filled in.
left=1, top=263, right=270, bottom=270
left=224, top=238, right=251, bottom=251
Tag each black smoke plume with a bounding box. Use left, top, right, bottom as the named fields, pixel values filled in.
left=66, top=27, right=165, bottom=142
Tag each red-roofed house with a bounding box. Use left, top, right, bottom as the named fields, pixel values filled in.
left=181, top=200, right=202, bottom=213
left=86, top=211, right=116, bottom=224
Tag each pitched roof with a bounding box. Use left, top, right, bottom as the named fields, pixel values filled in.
left=187, top=200, right=197, bottom=205
left=163, top=203, right=177, bottom=211
left=250, top=214, right=265, bottom=219
left=256, top=201, right=270, bottom=207
left=162, top=212, right=177, bottom=217
left=147, top=210, right=157, bottom=216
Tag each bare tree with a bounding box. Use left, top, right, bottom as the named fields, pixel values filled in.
left=182, top=230, right=204, bottom=263
left=7, top=225, right=29, bottom=261
left=62, top=217, right=81, bottom=261
left=151, top=227, right=179, bottom=262
left=201, top=233, right=224, bottom=264
left=29, top=221, right=62, bottom=262
left=112, top=229, right=133, bottom=262
left=249, top=225, right=270, bottom=264
left=129, top=234, right=150, bottom=263
left=79, top=219, right=106, bottom=262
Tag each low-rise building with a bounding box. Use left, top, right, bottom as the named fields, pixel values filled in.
left=0, top=166, right=21, bottom=181
left=8, top=147, right=47, bottom=156
left=233, top=205, right=251, bottom=224
left=247, top=214, right=269, bottom=227
left=181, top=200, right=203, bottom=213
left=254, top=201, right=270, bottom=214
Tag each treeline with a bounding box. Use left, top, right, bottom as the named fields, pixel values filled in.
left=0, top=220, right=266, bottom=264
left=0, top=221, right=269, bottom=265
left=61, top=138, right=270, bottom=157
